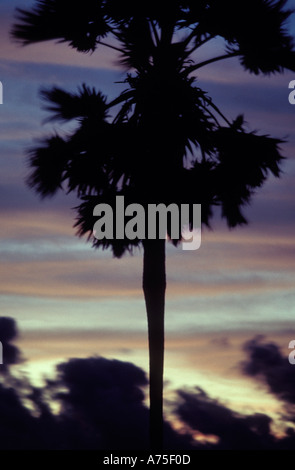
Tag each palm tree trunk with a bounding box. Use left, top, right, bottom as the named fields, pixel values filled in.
left=142, top=239, right=166, bottom=450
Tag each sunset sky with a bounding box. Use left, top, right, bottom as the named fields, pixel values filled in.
left=1, top=0, right=295, bottom=446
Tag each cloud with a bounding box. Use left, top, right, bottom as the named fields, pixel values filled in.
left=51, top=356, right=150, bottom=449
left=241, top=336, right=295, bottom=405
left=176, top=387, right=275, bottom=449
left=1, top=317, right=295, bottom=450
left=175, top=384, right=295, bottom=449
left=0, top=333, right=192, bottom=449
left=0, top=317, right=22, bottom=370
left=172, top=334, right=295, bottom=449
left=0, top=382, right=41, bottom=449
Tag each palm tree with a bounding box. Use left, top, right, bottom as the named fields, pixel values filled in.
left=11, top=0, right=295, bottom=450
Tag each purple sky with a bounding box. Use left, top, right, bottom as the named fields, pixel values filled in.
left=1, top=0, right=295, bottom=442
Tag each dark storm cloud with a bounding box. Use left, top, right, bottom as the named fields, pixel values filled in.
left=0, top=317, right=22, bottom=369
left=52, top=357, right=193, bottom=449
left=0, top=383, right=41, bottom=449
left=176, top=387, right=275, bottom=449
left=175, top=384, right=295, bottom=449
left=53, top=356, right=150, bottom=449
left=0, top=303, right=192, bottom=450
left=1, top=320, right=295, bottom=450
left=173, top=336, right=295, bottom=450
left=0, top=353, right=150, bottom=449
left=0, top=337, right=193, bottom=450
left=241, top=336, right=295, bottom=405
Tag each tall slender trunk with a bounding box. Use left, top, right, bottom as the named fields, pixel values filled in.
left=142, top=239, right=166, bottom=450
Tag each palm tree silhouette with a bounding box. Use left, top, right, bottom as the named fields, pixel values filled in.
left=11, top=0, right=295, bottom=450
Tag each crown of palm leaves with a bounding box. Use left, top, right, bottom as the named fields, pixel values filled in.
left=12, top=0, right=293, bottom=256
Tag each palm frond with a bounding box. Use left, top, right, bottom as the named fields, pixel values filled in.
left=191, top=0, right=295, bottom=74
left=41, top=84, right=108, bottom=123
left=178, top=0, right=295, bottom=74
left=117, top=18, right=155, bottom=71
left=213, top=126, right=285, bottom=226
left=14, top=0, right=291, bottom=246
left=125, top=70, right=216, bottom=165
left=11, top=0, right=109, bottom=52
left=74, top=193, right=141, bottom=258
left=26, top=134, right=69, bottom=197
